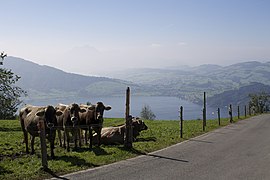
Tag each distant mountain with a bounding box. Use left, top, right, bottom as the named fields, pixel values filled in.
left=106, top=61, right=270, bottom=103
left=2, top=57, right=140, bottom=100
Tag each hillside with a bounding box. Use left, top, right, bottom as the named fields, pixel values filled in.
left=2, top=57, right=270, bottom=107
left=207, top=82, right=270, bottom=108
left=2, top=57, right=141, bottom=100
left=106, top=61, right=270, bottom=103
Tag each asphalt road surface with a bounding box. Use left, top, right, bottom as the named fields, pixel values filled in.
left=51, top=114, right=270, bottom=180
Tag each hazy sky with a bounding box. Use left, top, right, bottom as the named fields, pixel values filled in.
left=1, top=0, right=270, bottom=75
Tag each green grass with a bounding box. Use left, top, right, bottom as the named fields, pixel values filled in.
left=0, top=116, right=250, bottom=180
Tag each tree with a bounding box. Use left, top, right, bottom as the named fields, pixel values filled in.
left=0, top=54, right=26, bottom=119
left=248, top=92, right=270, bottom=114
left=0, top=51, right=7, bottom=65
left=140, top=104, right=156, bottom=120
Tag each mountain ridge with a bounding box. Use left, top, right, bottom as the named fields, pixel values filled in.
left=2, top=56, right=269, bottom=107
left=2, top=57, right=140, bottom=100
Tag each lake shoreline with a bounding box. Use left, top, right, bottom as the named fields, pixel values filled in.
left=21, top=96, right=231, bottom=120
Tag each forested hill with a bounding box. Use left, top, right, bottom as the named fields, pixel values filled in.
left=207, top=82, right=270, bottom=108
left=2, top=57, right=140, bottom=100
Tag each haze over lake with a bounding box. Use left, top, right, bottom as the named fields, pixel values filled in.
left=23, top=96, right=230, bottom=120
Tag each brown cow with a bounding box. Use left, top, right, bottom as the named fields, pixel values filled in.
left=55, top=103, right=86, bottom=152
left=19, top=105, right=62, bottom=159
left=92, top=118, right=148, bottom=145
left=79, top=102, right=111, bottom=148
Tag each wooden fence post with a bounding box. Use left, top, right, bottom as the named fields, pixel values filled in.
left=124, top=87, right=133, bottom=148
left=203, top=92, right=206, bottom=131
left=245, top=105, right=247, bottom=117
left=217, top=108, right=220, bottom=126
left=179, top=106, right=183, bottom=138
left=238, top=105, right=240, bottom=119
left=229, top=104, right=233, bottom=123
left=38, top=119, right=48, bottom=170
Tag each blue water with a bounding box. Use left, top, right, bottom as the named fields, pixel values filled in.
left=22, top=96, right=230, bottom=120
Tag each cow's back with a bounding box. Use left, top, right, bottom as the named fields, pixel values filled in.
left=79, top=105, right=95, bottom=126
left=96, top=125, right=125, bottom=145
left=19, top=105, right=46, bottom=136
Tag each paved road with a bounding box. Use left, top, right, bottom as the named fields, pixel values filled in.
left=51, top=114, right=270, bottom=180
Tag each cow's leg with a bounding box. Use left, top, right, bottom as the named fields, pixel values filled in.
left=50, top=130, right=56, bottom=159
left=85, top=129, right=88, bottom=145
left=89, top=127, right=93, bottom=149
left=22, top=130, right=29, bottom=154
left=78, top=129, right=82, bottom=148
left=30, top=135, right=35, bottom=155
left=65, top=129, right=70, bottom=152
left=97, top=127, right=102, bottom=146
left=25, top=132, right=29, bottom=154
left=63, top=130, right=66, bottom=149
left=57, top=129, right=62, bottom=147
left=74, top=128, right=78, bottom=150
left=20, top=120, right=29, bottom=154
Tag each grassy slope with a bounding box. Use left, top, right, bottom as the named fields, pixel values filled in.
left=0, top=116, right=248, bottom=179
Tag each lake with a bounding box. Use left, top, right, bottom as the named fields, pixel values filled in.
left=23, top=96, right=230, bottom=120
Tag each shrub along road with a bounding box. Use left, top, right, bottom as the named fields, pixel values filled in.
left=51, top=114, right=270, bottom=180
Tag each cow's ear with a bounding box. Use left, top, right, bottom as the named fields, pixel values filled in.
left=88, top=105, right=95, bottom=110
left=105, top=106, right=111, bottom=111
left=56, top=110, right=63, bottom=116
left=79, top=108, right=86, bottom=113
left=36, top=110, right=45, bottom=117
left=25, top=107, right=32, bottom=114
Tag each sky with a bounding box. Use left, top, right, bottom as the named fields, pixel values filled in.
left=1, top=0, right=270, bottom=76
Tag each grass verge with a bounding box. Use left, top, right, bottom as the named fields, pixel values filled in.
left=0, top=116, right=250, bottom=179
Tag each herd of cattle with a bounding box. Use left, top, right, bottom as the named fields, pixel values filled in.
left=19, top=102, right=148, bottom=159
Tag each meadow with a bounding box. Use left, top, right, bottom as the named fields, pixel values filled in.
left=0, top=116, right=245, bottom=180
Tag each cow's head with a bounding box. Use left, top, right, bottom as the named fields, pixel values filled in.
left=35, top=105, right=63, bottom=128
left=132, top=118, right=148, bottom=138
left=94, top=102, right=111, bottom=124
left=133, top=119, right=148, bottom=131
left=68, top=103, right=86, bottom=127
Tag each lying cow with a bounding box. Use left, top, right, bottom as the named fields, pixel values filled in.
left=79, top=102, right=111, bottom=148
left=55, top=103, right=86, bottom=152
left=19, top=105, right=62, bottom=159
left=92, top=118, right=148, bottom=145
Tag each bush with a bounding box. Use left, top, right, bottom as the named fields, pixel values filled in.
left=140, top=104, right=156, bottom=120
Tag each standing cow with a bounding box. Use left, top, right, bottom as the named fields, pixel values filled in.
left=79, top=102, right=111, bottom=149
left=19, top=105, right=62, bottom=159
left=55, top=103, right=86, bottom=152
